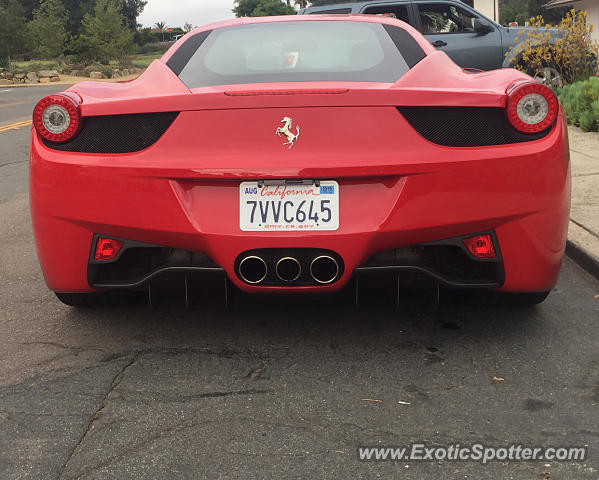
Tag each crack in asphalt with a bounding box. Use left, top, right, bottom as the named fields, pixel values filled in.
left=62, top=419, right=223, bottom=478
left=57, top=351, right=142, bottom=480
left=0, top=159, right=27, bottom=169
left=55, top=347, right=278, bottom=478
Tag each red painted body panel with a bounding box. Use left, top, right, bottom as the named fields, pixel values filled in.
left=30, top=15, right=571, bottom=294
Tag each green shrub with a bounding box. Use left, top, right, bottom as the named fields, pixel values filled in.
left=557, top=77, right=599, bottom=133
left=139, top=43, right=168, bottom=54
left=579, top=109, right=596, bottom=132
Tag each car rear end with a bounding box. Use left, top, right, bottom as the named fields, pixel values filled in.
left=29, top=16, right=570, bottom=305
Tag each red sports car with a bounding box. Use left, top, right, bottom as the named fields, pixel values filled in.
left=30, top=15, right=570, bottom=308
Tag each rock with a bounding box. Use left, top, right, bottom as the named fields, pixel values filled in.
left=89, top=71, right=103, bottom=79
left=50, top=76, right=60, bottom=82
left=4, top=72, right=12, bottom=79
left=121, top=68, right=129, bottom=76
left=14, top=73, right=25, bottom=79
left=26, top=72, right=39, bottom=83
left=39, top=77, right=51, bottom=83
left=37, top=70, right=58, bottom=78
left=112, top=69, right=121, bottom=77
left=0, top=79, right=13, bottom=85
left=70, top=70, right=80, bottom=77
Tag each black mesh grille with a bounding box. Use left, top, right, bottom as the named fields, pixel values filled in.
left=42, top=112, right=179, bottom=153
left=398, top=107, right=550, bottom=147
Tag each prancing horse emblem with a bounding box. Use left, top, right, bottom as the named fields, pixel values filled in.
left=276, top=117, right=300, bottom=150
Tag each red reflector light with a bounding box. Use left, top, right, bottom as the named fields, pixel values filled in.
left=94, top=237, right=123, bottom=261
left=506, top=81, right=559, bottom=134
left=32, top=93, right=82, bottom=143
left=462, top=234, right=496, bottom=259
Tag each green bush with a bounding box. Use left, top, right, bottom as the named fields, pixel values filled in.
left=139, top=43, right=168, bottom=54
left=557, top=76, right=599, bottom=133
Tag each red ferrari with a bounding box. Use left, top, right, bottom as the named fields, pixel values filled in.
left=30, top=15, right=570, bottom=308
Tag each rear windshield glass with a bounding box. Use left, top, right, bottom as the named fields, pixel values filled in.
left=177, top=21, right=412, bottom=88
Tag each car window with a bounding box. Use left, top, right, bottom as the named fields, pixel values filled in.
left=177, top=21, right=416, bottom=88
left=418, top=3, right=477, bottom=34
left=362, top=4, right=410, bottom=23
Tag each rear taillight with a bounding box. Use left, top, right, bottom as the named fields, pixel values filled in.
left=506, top=81, right=558, bottom=134
left=33, top=93, right=82, bottom=143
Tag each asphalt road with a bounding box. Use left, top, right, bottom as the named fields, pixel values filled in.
left=1, top=85, right=599, bottom=480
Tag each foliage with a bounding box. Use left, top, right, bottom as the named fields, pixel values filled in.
left=507, top=10, right=598, bottom=86
left=154, top=21, right=167, bottom=41
left=557, top=77, right=599, bottom=133
left=233, top=0, right=296, bottom=17
left=20, top=0, right=41, bottom=20
left=62, top=0, right=95, bottom=35
left=499, top=0, right=568, bottom=26
left=121, top=0, right=147, bottom=30
left=133, top=27, right=155, bottom=47
left=28, top=0, right=69, bottom=59
left=77, top=0, right=133, bottom=64
left=183, top=22, right=194, bottom=33
left=0, top=0, right=29, bottom=68
left=137, top=43, right=168, bottom=55
left=252, top=0, right=297, bottom=16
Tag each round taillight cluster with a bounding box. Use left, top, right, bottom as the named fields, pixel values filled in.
left=506, top=81, right=559, bottom=134
left=33, top=93, right=82, bottom=143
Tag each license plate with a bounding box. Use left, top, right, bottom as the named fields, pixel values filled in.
left=239, top=181, right=339, bottom=231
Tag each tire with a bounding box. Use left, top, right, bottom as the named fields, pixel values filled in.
left=55, top=290, right=144, bottom=308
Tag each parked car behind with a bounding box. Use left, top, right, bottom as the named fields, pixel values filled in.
left=301, top=1, right=557, bottom=79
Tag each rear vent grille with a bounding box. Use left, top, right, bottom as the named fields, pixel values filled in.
left=42, top=112, right=179, bottom=153
left=397, top=107, right=549, bottom=147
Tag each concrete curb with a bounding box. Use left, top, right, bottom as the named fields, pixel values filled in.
left=567, top=221, right=599, bottom=280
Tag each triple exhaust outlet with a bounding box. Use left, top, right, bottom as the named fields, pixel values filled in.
left=238, top=254, right=340, bottom=285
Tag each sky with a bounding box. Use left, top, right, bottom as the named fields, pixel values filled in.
left=137, top=0, right=237, bottom=29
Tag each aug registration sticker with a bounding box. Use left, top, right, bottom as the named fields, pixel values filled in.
left=239, top=181, right=339, bottom=231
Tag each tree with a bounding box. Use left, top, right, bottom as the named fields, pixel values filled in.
left=183, top=21, right=194, bottom=33
left=233, top=0, right=260, bottom=17
left=29, top=0, right=69, bottom=59
left=233, top=0, right=296, bottom=17
left=62, top=0, right=95, bottom=35
left=0, top=0, right=28, bottom=69
left=20, top=0, right=41, bottom=20
left=79, top=0, right=133, bottom=61
left=154, top=21, right=167, bottom=41
left=499, top=0, right=569, bottom=26
left=121, top=0, right=147, bottom=30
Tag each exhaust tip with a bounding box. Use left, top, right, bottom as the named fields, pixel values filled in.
left=310, top=255, right=339, bottom=285
left=276, top=257, right=302, bottom=283
left=238, top=256, right=267, bottom=284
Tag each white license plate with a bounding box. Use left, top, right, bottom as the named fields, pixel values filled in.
left=239, top=181, right=339, bottom=231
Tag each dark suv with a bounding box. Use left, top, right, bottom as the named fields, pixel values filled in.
left=301, top=1, right=554, bottom=76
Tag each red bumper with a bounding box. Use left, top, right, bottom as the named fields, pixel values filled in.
left=29, top=113, right=570, bottom=294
